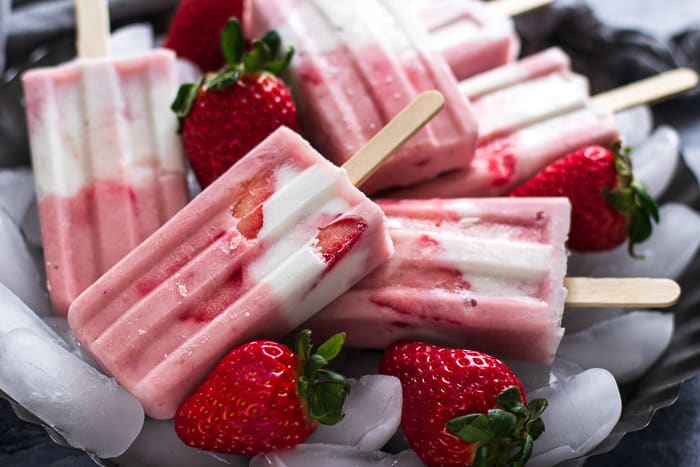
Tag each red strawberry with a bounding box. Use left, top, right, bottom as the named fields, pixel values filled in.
left=172, top=19, right=298, bottom=188
left=381, top=342, right=547, bottom=467
left=175, top=330, right=349, bottom=455
left=511, top=143, right=659, bottom=256
left=163, top=0, right=245, bottom=72
left=230, top=170, right=274, bottom=239
left=315, top=216, right=368, bottom=268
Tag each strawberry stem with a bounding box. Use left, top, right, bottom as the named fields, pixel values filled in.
left=171, top=18, right=294, bottom=121
left=447, top=386, right=547, bottom=467
left=294, top=330, right=350, bottom=426
left=604, top=143, right=660, bottom=258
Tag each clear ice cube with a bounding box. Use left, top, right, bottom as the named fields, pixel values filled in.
left=0, top=328, right=144, bottom=458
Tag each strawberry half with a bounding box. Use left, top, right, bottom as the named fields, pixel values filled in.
left=315, top=216, right=368, bottom=268
left=511, top=143, right=659, bottom=257
left=175, top=330, right=349, bottom=455
left=381, top=342, right=547, bottom=467
left=172, top=19, right=299, bottom=188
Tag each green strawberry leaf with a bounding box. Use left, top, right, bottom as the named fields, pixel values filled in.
left=221, top=18, right=245, bottom=68
left=317, top=333, right=345, bottom=361
left=629, top=211, right=653, bottom=257
left=260, top=30, right=282, bottom=57
left=171, top=80, right=201, bottom=120
left=526, top=398, right=548, bottom=420
left=309, top=380, right=348, bottom=425
left=605, top=187, right=635, bottom=212
left=295, top=329, right=312, bottom=364
left=244, top=40, right=272, bottom=72
left=488, top=409, right=518, bottom=438
left=292, top=330, right=349, bottom=426
left=447, top=386, right=547, bottom=467
left=265, top=46, right=295, bottom=75
left=473, top=445, right=490, bottom=467
left=450, top=414, right=495, bottom=443
left=604, top=144, right=660, bottom=259
left=632, top=180, right=660, bottom=222
left=528, top=417, right=546, bottom=440
left=511, top=434, right=534, bottom=467
left=494, top=385, right=523, bottom=409
left=205, top=68, right=240, bottom=91
left=307, top=353, right=328, bottom=376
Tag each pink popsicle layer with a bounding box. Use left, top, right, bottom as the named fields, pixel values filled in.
left=415, top=0, right=520, bottom=80
left=245, top=0, right=478, bottom=194
left=39, top=176, right=187, bottom=315
left=22, top=49, right=187, bottom=315
left=68, top=127, right=394, bottom=419
left=307, top=197, right=571, bottom=363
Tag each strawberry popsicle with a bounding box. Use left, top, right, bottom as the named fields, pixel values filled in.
left=412, top=0, right=520, bottom=80
left=387, top=49, right=620, bottom=198
left=306, top=197, right=571, bottom=364
left=68, top=127, right=395, bottom=419
left=21, top=2, right=188, bottom=315
left=245, top=0, right=478, bottom=194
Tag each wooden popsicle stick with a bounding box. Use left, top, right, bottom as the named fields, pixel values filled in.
left=343, top=91, right=445, bottom=187
left=591, top=68, right=699, bottom=114
left=75, top=0, right=111, bottom=59
left=564, top=277, right=681, bottom=308
left=489, top=0, right=553, bottom=17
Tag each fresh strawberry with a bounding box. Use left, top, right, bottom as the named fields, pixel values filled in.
left=381, top=342, right=547, bottom=467
left=175, top=330, right=349, bottom=456
left=315, top=216, right=368, bottom=267
left=172, top=19, right=298, bottom=188
left=163, top=0, right=245, bottom=72
left=511, top=143, right=659, bottom=256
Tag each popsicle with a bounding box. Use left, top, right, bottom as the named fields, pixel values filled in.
left=305, top=198, right=682, bottom=364
left=412, top=0, right=520, bottom=81
left=21, top=0, right=188, bottom=315
left=388, top=54, right=699, bottom=199
left=307, top=197, right=571, bottom=364
left=68, top=93, right=445, bottom=419
left=244, top=0, right=478, bottom=194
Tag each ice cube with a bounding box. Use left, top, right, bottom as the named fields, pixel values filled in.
left=569, top=203, right=700, bottom=279
left=112, top=418, right=249, bottom=467
left=528, top=369, right=621, bottom=467
left=110, top=24, right=155, bottom=56
left=0, top=328, right=144, bottom=458
left=0, top=168, right=35, bottom=224
left=629, top=126, right=680, bottom=199
left=558, top=311, right=673, bottom=384
left=684, top=147, right=700, bottom=187
left=307, top=375, right=402, bottom=451
left=615, top=106, right=652, bottom=148
left=505, top=358, right=584, bottom=394
left=0, top=282, right=61, bottom=343
left=251, top=444, right=425, bottom=467
left=0, top=208, right=51, bottom=315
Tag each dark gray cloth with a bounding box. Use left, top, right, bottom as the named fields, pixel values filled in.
left=2, top=0, right=177, bottom=71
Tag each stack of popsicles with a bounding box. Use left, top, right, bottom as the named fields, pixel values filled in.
left=15, top=0, right=692, bottom=430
